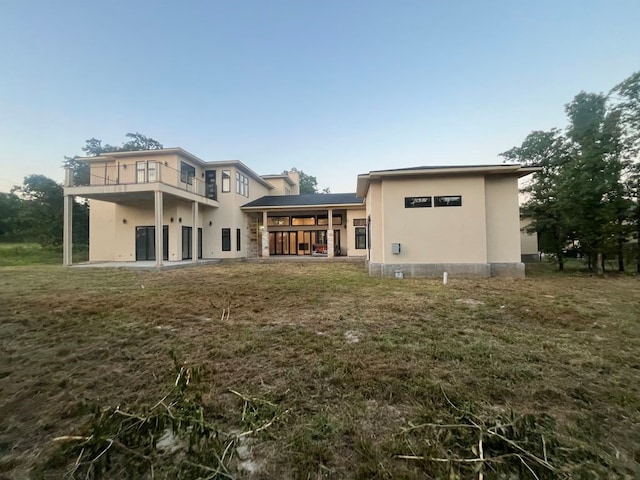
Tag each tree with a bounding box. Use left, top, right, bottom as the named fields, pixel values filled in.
left=564, top=92, right=627, bottom=272
left=65, top=133, right=164, bottom=186
left=0, top=192, right=22, bottom=241
left=500, top=129, right=573, bottom=271
left=10, top=175, right=85, bottom=246
left=612, top=71, right=640, bottom=273
left=299, top=171, right=319, bottom=194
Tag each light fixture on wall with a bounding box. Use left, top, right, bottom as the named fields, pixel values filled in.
left=122, top=218, right=127, bottom=224
left=209, top=221, right=212, bottom=226
left=178, top=217, right=182, bottom=223
left=170, top=217, right=174, bottom=223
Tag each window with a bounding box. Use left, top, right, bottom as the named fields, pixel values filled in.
left=136, top=162, right=146, bottom=183
left=222, top=170, right=231, bottom=192
left=267, top=216, right=290, bottom=226
left=405, top=196, right=432, bottom=208
left=222, top=228, right=231, bottom=251
left=147, top=161, right=157, bottom=182
left=353, top=218, right=366, bottom=227
left=180, top=162, right=196, bottom=185
left=317, top=215, right=343, bottom=226
left=292, top=216, right=316, bottom=226
left=236, top=171, right=249, bottom=197
left=136, top=161, right=157, bottom=183
left=434, top=195, right=462, bottom=207
left=355, top=227, right=366, bottom=249
left=236, top=228, right=241, bottom=251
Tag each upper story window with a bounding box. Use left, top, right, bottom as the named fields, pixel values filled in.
left=267, top=216, right=290, bottom=226
left=236, top=171, right=249, bottom=197
left=222, top=170, right=231, bottom=192
left=136, top=161, right=157, bottom=183
left=180, top=162, right=196, bottom=185
left=292, top=216, right=316, bottom=226
left=317, top=215, right=343, bottom=226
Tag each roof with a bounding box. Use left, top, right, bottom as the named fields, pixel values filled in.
left=74, top=148, right=273, bottom=189
left=356, top=164, right=540, bottom=197
left=261, top=174, right=296, bottom=186
left=242, top=193, right=364, bottom=210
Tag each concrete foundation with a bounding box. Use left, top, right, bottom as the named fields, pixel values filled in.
left=367, top=262, right=525, bottom=278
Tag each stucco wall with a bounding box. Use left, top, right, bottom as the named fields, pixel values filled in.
left=520, top=217, right=538, bottom=258
left=89, top=200, right=116, bottom=261
left=377, top=175, right=488, bottom=264
left=485, top=175, right=521, bottom=263
left=345, top=208, right=367, bottom=257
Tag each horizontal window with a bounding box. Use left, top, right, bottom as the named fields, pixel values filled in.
left=405, top=196, right=432, bottom=208
left=267, top=216, right=290, bottom=226
left=353, top=218, right=366, bottom=226
left=317, top=215, right=342, bottom=226
left=434, top=195, right=462, bottom=207
left=292, top=216, right=316, bottom=226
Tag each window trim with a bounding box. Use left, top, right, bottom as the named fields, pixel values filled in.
left=221, top=170, right=231, bottom=193
left=222, top=228, right=231, bottom=251
left=180, top=161, right=196, bottom=186
left=236, top=228, right=241, bottom=251
left=355, top=227, right=366, bottom=249
left=434, top=195, right=462, bottom=207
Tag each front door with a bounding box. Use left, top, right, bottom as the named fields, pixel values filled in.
left=135, top=226, right=168, bottom=261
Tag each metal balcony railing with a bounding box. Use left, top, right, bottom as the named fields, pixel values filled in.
left=65, top=161, right=209, bottom=198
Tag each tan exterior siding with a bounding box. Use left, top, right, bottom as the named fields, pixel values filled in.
left=345, top=208, right=367, bottom=257
left=377, top=176, right=488, bottom=264
left=485, top=176, right=521, bottom=263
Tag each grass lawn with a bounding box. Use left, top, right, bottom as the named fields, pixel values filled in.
left=0, top=243, right=88, bottom=267
left=0, top=262, right=638, bottom=479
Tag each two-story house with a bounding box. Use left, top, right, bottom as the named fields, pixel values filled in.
left=63, top=148, right=538, bottom=277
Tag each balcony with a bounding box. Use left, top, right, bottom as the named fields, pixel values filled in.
left=64, top=161, right=218, bottom=207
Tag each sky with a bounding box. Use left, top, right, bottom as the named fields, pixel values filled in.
left=1, top=0, right=639, bottom=194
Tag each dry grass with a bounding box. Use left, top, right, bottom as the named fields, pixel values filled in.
left=0, top=261, right=639, bottom=478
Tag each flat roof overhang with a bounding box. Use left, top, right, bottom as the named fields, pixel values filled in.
left=74, top=149, right=274, bottom=190
left=241, top=202, right=365, bottom=212
left=64, top=182, right=219, bottom=207
left=356, top=164, right=541, bottom=197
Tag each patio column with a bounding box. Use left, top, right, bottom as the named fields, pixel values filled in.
left=154, top=190, right=164, bottom=267
left=192, top=201, right=199, bottom=263
left=261, top=211, right=270, bottom=257
left=63, top=195, right=73, bottom=266
left=327, top=208, right=334, bottom=258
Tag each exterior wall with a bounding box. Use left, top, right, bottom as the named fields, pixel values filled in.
left=365, top=174, right=525, bottom=278
left=346, top=208, right=367, bottom=257
left=485, top=176, right=521, bottom=263
left=264, top=177, right=292, bottom=195
left=89, top=200, right=116, bottom=261
left=520, top=217, right=539, bottom=262
left=208, top=165, right=272, bottom=259
left=379, top=175, right=488, bottom=264
left=366, top=182, right=384, bottom=264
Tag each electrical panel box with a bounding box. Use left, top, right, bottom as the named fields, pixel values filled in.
left=392, top=243, right=401, bottom=254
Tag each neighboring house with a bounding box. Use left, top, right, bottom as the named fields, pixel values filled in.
left=63, top=149, right=538, bottom=277
left=520, top=216, right=539, bottom=262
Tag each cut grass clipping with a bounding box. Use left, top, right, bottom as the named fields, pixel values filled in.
left=37, top=357, right=611, bottom=479
left=36, top=355, right=288, bottom=480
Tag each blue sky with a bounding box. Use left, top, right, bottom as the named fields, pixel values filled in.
left=1, top=0, right=638, bottom=193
